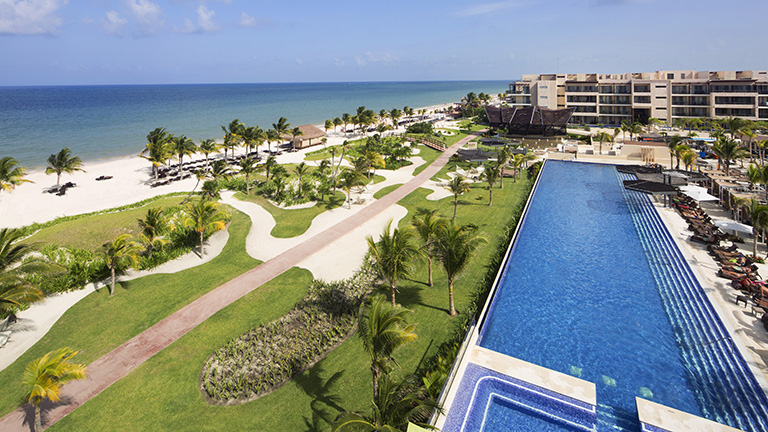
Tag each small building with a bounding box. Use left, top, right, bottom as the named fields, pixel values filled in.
left=283, top=124, right=327, bottom=149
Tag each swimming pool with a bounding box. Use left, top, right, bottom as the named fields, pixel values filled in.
left=474, top=161, right=768, bottom=431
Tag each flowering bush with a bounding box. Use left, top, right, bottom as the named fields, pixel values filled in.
left=200, top=263, right=376, bottom=404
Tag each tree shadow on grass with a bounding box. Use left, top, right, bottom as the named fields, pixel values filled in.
left=294, top=364, right=347, bottom=432
left=321, top=194, right=345, bottom=210
left=21, top=394, right=76, bottom=432
left=397, top=283, right=450, bottom=315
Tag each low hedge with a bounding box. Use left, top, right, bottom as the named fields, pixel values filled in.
left=200, top=262, right=377, bottom=404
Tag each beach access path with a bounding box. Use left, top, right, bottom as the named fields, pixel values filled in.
left=0, top=131, right=482, bottom=432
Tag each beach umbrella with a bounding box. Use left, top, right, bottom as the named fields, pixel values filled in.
left=679, top=185, right=718, bottom=202
left=714, top=220, right=754, bottom=235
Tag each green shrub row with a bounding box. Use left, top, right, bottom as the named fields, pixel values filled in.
left=200, top=262, right=377, bottom=404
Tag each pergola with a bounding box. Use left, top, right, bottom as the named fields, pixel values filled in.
left=485, top=105, right=575, bottom=136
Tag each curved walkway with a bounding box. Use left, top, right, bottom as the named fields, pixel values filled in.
left=0, top=131, right=481, bottom=431
left=0, top=229, right=230, bottom=372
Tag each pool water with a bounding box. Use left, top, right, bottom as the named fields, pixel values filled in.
left=477, top=161, right=768, bottom=431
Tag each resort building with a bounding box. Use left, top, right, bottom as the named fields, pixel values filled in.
left=508, top=70, right=768, bottom=126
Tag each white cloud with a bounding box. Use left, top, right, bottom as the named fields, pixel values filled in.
left=295, top=58, right=303, bottom=65
left=124, top=0, right=163, bottom=34
left=102, top=10, right=127, bottom=36
left=454, top=1, right=522, bottom=17
left=196, top=5, right=217, bottom=32
left=0, top=0, right=68, bottom=35
left=355, top=52, right=398, bottom=66
left=175, top=16, right=195, bottom=33
left=240, top=11, right=255, bottom=27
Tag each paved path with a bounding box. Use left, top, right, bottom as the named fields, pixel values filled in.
left=0, top=132, right=481, bottom=431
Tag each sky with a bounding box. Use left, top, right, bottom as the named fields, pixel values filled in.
left=0, top=0, right=765, bottom=86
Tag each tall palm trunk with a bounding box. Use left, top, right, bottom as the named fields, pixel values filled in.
left=109, top=266, right=116, bottom=296
left=428, top=255, right=433, bottom=287
left=449, top=278, right=457, bottom=316
left=199, top=231, right=205, bottom=259
left=453, top=196, right=458, bottom=220
left=34, top=404, right=42, bottom=432
left=390, top=282, right=396, bottom=307
left=371, top=365, right=380, bottom=403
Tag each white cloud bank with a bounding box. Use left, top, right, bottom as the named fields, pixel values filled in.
left=0, top=0, right=68, bottom=35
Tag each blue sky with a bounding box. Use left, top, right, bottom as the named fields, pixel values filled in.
left=0, top=0, right=765, bottom=86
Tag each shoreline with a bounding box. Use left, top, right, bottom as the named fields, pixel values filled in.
left=0, top=101, right=459, bottom=229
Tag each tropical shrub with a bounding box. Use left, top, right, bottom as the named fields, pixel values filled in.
left=200, top=262, right=377, bottom=404
left=406, top=122, right=434, bottom=135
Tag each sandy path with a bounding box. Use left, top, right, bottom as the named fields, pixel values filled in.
left=0, top=131, right=481, bottom=432
left=0, top=229, right=229, bottom=371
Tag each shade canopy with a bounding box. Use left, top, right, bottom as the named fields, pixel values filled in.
left=714, top=220, right=754, bottom=235
left=623, top=180, right=678, bottom=195
left=682, top=189, right=719, bottom=202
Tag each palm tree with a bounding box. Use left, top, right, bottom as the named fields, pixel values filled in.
left=411, top=210, right=447, bottom=287
left=481, top=161, right=501, bottom=206
left=366, top=220, right=420, bottom=307
left=673, top=144, right=692, bottom=170
left=0, top=156, right=31, bottom=194
left=239, top=157, right=258, bottom=195
left=243, top=125, right=265, bottom=158
left=496, top=146, right=511, bottom=189
left=197, top=139, right=220, bottom=169
left=265, top=129, right=281, bottom=154
left=594, top=131, right=612, bottom=155
left=220, top=119, right=244, bottom=162
left=294, top=162, right=310, bottom=197
left=170, top=135, right=197, bottom=175
left=0, top=228, right=55, bottom=313
left=734, top=197, right=768, bottom=258
left=389, top=108, right=402, bottom=130
left=712, top=136, right=749, bottom=175
left=447, top=176, right=471, bottom=220
left=341, top=113, right=352, bottom=135
left=435, top=222, right=486, bottom=316
left=339, top=168, right=363, bottom=209
left=324, top=119, right=333, bottom=133
left=272, top=117, right=291, bottom=150
left=261, top=155, right=277, bottom=187
left=23, top=347, right=87, bottom=432
left=289, top=126, right=304, bottom=151
left=141, top=127, right=171, bottom=181
left=681, top=149, right=697, bottom=171
left=137, top=208, right=169, bottom=260
left=333, top=117, right=343, bottom=133
left=46, top=148, right=84, bottom=191
left=364, top=149, right=385, bottom=179
left=357, top=296, right=417, bottom=402
left=102, top=234, right=140, bottom=296
left=332, top=374, right=438, bottom=432
left=667, top=135, right=684, bottom=169
left=182, top=200, right=228, bottom=258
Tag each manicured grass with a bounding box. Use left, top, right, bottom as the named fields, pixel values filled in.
left=0, top=209, right=268, bottom=417
left=24, top=195, right=189, bottom=252
left=412, top=145, right=443, bottom=176
left=46, top=173, right=533, bottom=432
left=233, top=191, right=346, bottom=238
left=373, top=184, right=402, bottom=200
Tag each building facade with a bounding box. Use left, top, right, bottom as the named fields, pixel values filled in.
left=508, top=70, right=768, bottom=126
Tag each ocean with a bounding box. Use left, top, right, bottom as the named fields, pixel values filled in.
left=0, top=81, right=508, bottom=168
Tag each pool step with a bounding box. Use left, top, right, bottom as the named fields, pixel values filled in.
left=596, top=403, right=640, bottom=432
left=617, top=171, right=768, bottom=432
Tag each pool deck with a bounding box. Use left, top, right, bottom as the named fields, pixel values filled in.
left=434, top=158, right=768, bottom=432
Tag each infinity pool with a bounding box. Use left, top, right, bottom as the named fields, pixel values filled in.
left=476, top=161, right=768, bottom=431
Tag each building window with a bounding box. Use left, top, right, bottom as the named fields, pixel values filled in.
left=667, top=73, right=674, bottom=79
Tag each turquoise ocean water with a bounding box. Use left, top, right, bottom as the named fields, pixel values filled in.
left=0, top=81, right=508, bottom=168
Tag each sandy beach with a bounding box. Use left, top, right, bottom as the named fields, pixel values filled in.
left=0, top=103, right=457, bottom=229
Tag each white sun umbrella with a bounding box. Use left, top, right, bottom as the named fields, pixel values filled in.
left=680, top=187, right=719, bottom=202
left=679, top=185, right=707, bottom=194
left=714, top=219, right=754, bottom=235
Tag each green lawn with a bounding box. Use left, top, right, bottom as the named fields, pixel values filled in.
left=373, top=184, right=402, bottom=200
left=233, top=191, right=346, bottom=238
left=23, top=195, right=189, bottom=252
left=0, top=209, right=273, bottom=416
left=45, top=173, right=533, bottom=431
